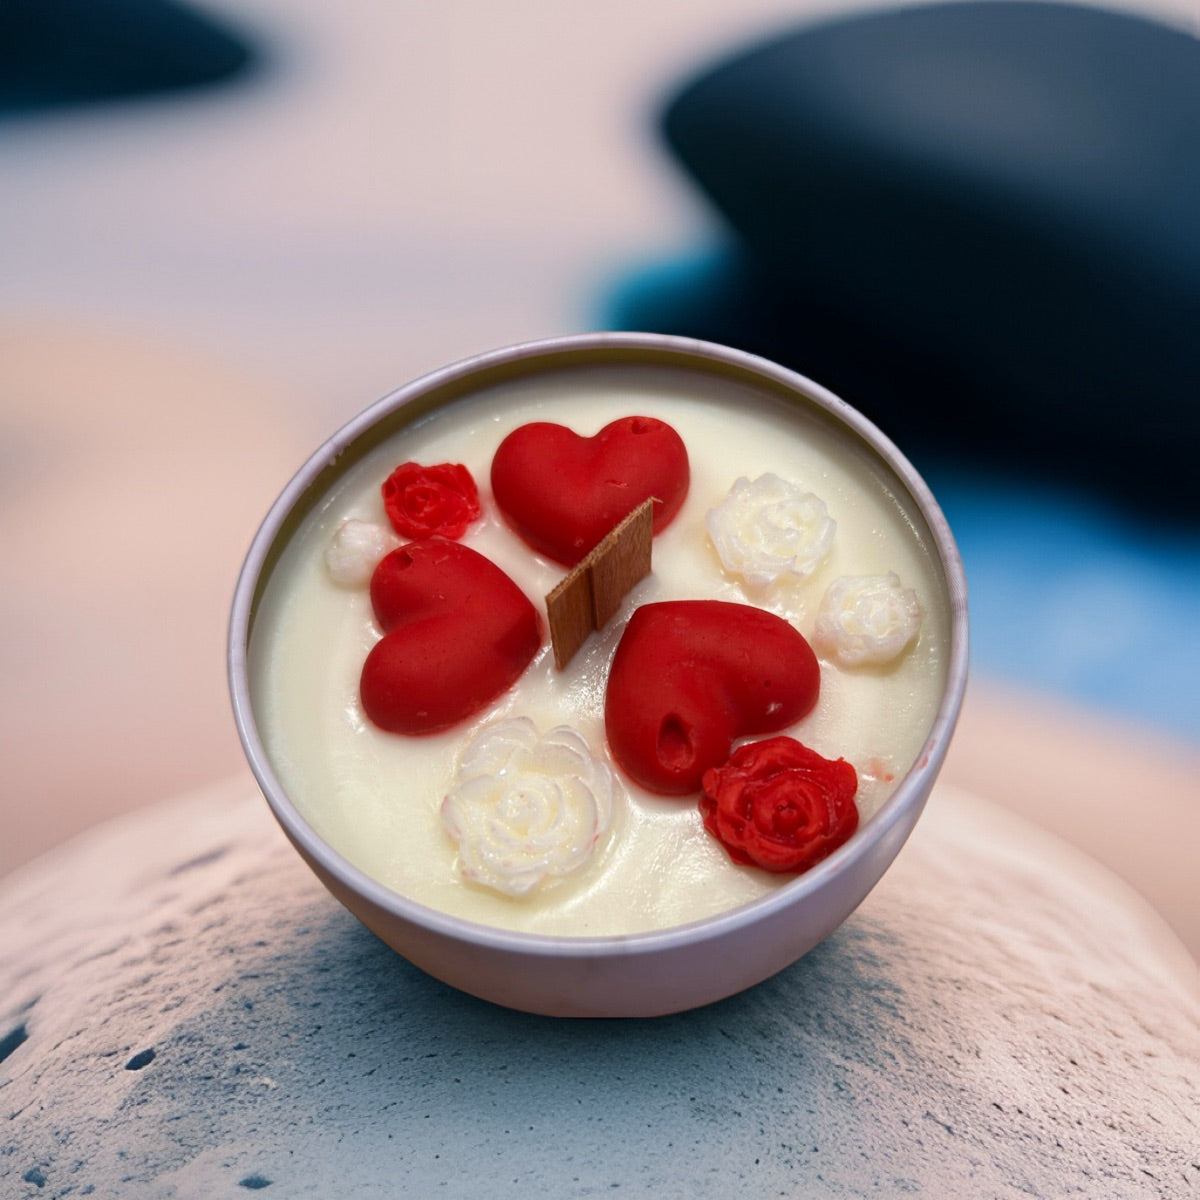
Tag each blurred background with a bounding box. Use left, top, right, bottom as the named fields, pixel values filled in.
left=2, top=0, right=1197, bottom=955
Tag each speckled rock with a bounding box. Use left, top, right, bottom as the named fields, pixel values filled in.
left=1, top=777, right=1197, bottom=1198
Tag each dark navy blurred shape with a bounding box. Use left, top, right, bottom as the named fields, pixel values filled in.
left=0, top=0, right=258, bottom=116
left=619, top=2, right=1200, bottom=516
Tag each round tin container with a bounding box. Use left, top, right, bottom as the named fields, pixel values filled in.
left=229, top=332, right=968, bottom=1017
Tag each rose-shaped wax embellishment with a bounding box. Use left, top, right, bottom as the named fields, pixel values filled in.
left=706, top=473, right=836, bottom=589
left=441, top=717, right=620, bottom=897
left=812, top=572, right=922, bottom=667
left=381, top=461, right=480, bottom=541
left=700, top=736, right=859, bottom=874
left=324, top=520, right=399, bottom=588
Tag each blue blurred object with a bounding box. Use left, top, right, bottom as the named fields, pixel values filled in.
left=0, top=0, right=258, bottom=117
left=650, top=1, right=1200, bottom=516
left=607, top=1, right=1200, bottom=742
left=924, top=462, right=1200, bottom=745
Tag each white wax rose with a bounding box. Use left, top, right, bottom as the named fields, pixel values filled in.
left=441, top=717, right=619, bottom=897
left=324, top=520, right=398, bottom=588
left=706, top=473, right=836, bottom=590
left=813, top=572, right=922, bottom=667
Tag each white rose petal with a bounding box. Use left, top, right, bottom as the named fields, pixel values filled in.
left=324, top=520, right=398, bottom=588
left=813, top=572, right=922, bottom=667
left=706, top=473, right=836, bottom=589
left=441, top=717, right=620, bottom=897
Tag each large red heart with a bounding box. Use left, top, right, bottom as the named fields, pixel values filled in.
left=360, top=540, right=541, bottom=734
left=604, top=600, right=820, bottom=794
left=490, top=416, right=689, bottom=566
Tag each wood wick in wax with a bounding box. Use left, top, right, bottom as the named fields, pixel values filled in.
left=546, top=498, right=655, bottom=670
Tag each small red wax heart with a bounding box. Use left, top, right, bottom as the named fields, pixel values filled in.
left=604, top=600, right=820, bottom=794
left=490, top=416, right=689, bottom=566
left=361, top=540, right=541, bottom=735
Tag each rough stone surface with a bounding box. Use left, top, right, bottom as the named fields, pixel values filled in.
left=1, top=777, right=1197, bottom=1198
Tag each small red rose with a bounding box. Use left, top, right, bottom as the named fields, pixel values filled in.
left=700, top=736, right=858, bottom=874
left=381, top=461, right=480, bottom=540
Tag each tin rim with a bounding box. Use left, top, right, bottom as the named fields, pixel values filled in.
left=228, top=331, right=968, bottom=960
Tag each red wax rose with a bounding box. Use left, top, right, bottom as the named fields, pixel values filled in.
left=381, top=461, right=480, bottom=540
left=699, top=736, right=858, bottom=873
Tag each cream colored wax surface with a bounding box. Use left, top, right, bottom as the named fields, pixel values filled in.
left=249, top=366, right=950, bottom=936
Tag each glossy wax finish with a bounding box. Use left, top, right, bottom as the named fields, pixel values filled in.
left=228, top=332, right=969, bottom=1016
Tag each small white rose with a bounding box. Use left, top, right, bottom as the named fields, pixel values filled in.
left=813, top=572, right=922, bottom=667
left=706, top=473, right=836, bottom=589
left=324, top=520, right=397, bottom=588
left=441, top=717, right=619, bottom=897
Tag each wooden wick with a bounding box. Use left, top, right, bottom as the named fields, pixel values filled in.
left=546, top=498, right=655, bottom=670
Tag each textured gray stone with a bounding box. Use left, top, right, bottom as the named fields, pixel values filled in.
left=2, top=777, right=1197, bottom=1198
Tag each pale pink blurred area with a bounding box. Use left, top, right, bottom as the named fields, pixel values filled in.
left=1, top=0, right=1197, bottom=964
left=0, top=322, right=312, bottom=870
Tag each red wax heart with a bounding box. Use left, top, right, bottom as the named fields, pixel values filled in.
left=360, top=540, right=541, bottom=735
left=490, top=416, right=689, bottom=566
left=604, top=600, right=820, bottom=794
